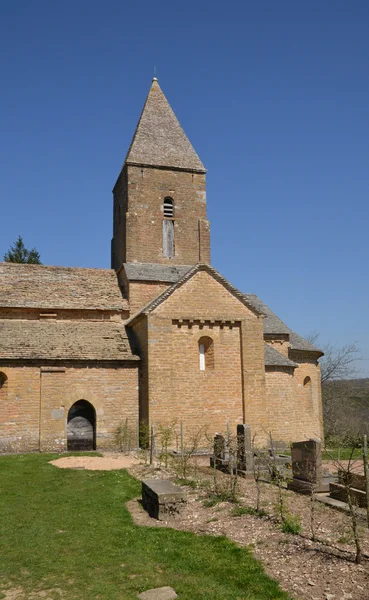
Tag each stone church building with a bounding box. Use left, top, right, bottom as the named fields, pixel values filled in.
left=0, top=78, right=324, bottom=453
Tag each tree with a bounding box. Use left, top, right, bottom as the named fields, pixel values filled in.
left=3, top=236, right=42, bottom=264
left=307, top=332, right=359, bottom=383
left=307, top=333, right=364, bottom=445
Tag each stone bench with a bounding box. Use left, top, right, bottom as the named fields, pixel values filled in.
left=142, top=479, right=187, bottom=520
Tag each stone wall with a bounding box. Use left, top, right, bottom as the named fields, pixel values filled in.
left=0, top=363, right=139, bottom=453
left=112, top=165, right=210, bottom=268
left=0, top=364, right=40, bottom=452
left=264, top=357, right=323, bottom=445
left=127, top=281, right=169, bottom=317
left=129, top=270, right=268, bottom=442
left=264, top=367, right=297, bottom=444
left=265, top=336, right=290, bottom=358
left=291, top=354, right=324, bottom=442
left=150, top=319, right=244, bottom=437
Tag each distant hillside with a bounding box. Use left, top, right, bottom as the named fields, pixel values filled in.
left=322, top=378, right=369, bottom=443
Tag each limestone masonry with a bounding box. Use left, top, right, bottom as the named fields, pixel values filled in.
left=0, top=78, right=324, bottom=452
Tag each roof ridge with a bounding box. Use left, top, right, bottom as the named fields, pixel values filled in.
left=0, top=262, right=115, bottom=273
left=126, top=263, right=264, bottom=325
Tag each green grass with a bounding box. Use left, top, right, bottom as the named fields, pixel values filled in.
left=0, top=454, right=290, bottom=600
left=322, top=447, right=363, bottom=461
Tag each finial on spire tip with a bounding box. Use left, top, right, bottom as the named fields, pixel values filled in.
left=152, top=76, right=158, bottom=82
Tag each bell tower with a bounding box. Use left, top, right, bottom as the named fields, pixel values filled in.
left=111, top=78, right=210, bottom=270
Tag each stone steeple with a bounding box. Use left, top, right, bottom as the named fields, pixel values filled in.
left=125, top=78, right=206, bottom=173
left=111, top=79, right=210, bottom=270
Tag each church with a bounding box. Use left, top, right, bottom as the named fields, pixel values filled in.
left=0, top=78, right=324, bottom=453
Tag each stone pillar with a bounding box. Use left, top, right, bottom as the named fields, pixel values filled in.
left=237, top=423, right=254, bottom=472
left=214, top=434, right=226, bottom=461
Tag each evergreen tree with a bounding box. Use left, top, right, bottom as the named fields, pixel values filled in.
left=3, top=235, right=42, bottom=264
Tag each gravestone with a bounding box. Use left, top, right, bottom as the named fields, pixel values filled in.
left=210, top=434, right=229, bottom=470
left=287, top=439, right=328, bottom=494
left=237, top=424, right=254, bottom=473
left=214, top=434, right=226, bottom=460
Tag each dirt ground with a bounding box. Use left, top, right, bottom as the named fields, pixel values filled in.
left=49, top=453, right=141, bottom=471
left=51, top=454, right=369, bottom=600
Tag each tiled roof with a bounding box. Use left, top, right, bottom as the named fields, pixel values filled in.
left=126, top=264, right=264, bottom=323
left=244, top=293, right=322, bottom=354
left=289, top=331, right=321, bottom=353
left=124, top=79, right=206, bottom=172
left=244, top=294, right=290, bottom=335
left=123, top=263, right=192, bottom=283
left=123, top=263, right=321, bottom=354
left=264, top=344, right=297, bottom=368
left=0, top=320, right=138, bottom=361
left=0, top=263, right=127, bottom=311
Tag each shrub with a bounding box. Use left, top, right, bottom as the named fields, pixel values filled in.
left=281, top=514, right=301, bottom=535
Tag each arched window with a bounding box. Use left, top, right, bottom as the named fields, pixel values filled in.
left=163, top=197, right=175, bottom=257
left=199, top=337, right=214, bottom=371
left=0, top=372, right=7, bottom=389
left=303, top=376, right=313, bottom=408
left=0, top=373, right=8, bottom=400
left=163, top=197, right=174, bottom=218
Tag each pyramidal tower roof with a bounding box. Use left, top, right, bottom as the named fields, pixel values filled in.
left=125, top=78, right=206, bottom=173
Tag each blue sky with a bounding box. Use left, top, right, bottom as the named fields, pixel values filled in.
left=1, top=1, right=368, bottom=374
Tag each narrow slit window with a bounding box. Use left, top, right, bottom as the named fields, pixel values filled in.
left=198, top=337, right=214, bottom=370
left=199, top=343, right=205, bottom=370
left=163, top=197, right=174, bottom=218
left=303, top=376, right=313, bottom=408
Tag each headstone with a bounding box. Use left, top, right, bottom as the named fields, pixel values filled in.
left=291, top=439, right=322, bottom=483
left=137, top=586, right=178, bottom=600
left=210, top=433, right=230, bottom=470
left=287, top=439, right=328, bottom=494
left=237, top=424, right=254, bottom=472
left=214, top=434, right=226, bottom=461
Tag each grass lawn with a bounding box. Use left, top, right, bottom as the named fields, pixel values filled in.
left=322, top=447, right=363, bottom=461
left=0, top=454, right=290, bottom=600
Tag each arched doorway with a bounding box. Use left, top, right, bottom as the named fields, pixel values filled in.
left=67, top=400, right=96, bottom=451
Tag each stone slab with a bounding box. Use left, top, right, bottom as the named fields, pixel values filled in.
left=288, top=474, right=333, bottom=494
left=329, top=482, right=367, bottom=508
left=142, top=479, right=187, bottom=520
left=137, top=586, right=178, bottom=600
left=315, top=492, right=367, bottom=523
left=338, top=470, right=367, bottom=492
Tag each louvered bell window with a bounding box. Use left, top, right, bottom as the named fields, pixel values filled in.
left=163, top=197, right=174, bottom=218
